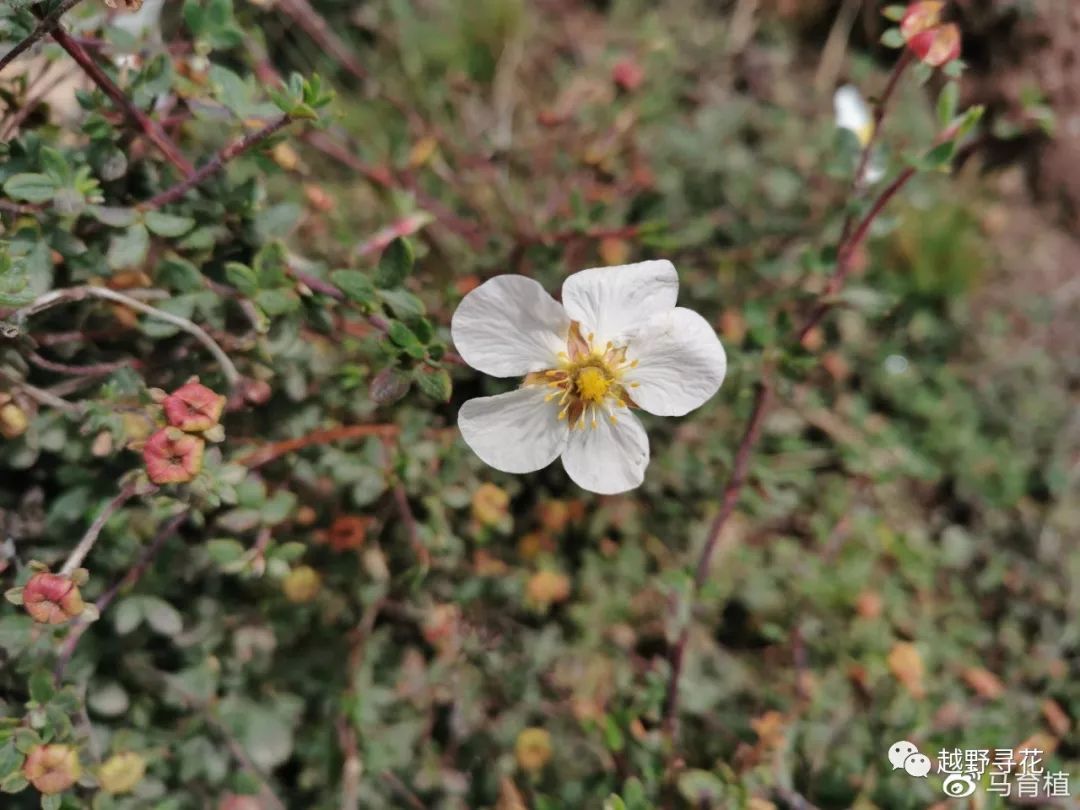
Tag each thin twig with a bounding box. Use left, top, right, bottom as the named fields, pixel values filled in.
left=796, top=166, right=916, bottom=344
left=45, top=25, right=194, bottom=177
left=236, top=423, right=400, bottom=469
left=661, top=68, right=925, bottom=742
left=59, top=480, right=146, bottom=575
left=0, top=368, right=83, bottom=415
left=661, top=381, right=772, bottom=733
left=848, top=51, right=911, bottom=210
left=140, top=114, right=294, bottom=209
left=381, top=772, right=425, bottom=810
left=28, top=351, right=133, bottom=377
left=0, top=0, right=87, bottom=76
left=55, top=509, right=189, bottom=679
left=276, top=0, right=368, bottom=82
left=8, top=286, right=241, bottom=390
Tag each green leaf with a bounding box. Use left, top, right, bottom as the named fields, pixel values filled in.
left=880, top=27, right=905, bottom=48
left=415, top=368, right=451, bottom=402
left=378, top=288, right=426, bottom=319
left=0, top=742, right=22, bottom=779
left=882, top=4, right=907, bottom=21
left=937, top=81, right=959, bottom=128
left=145, top=211, right=196, bottom=237
left=261, top=491, right=296, bottom=525
left=142, top=597, right=183, bottom=636
left=254, top=287, right=299, bottom=317
left=207, top=538, right=246, bottom=566
left=88, top=205, right=138, bottom=228
left=3, top=173, right=57, bottom=203
left=370, top=367, right=411, bottom=405
left=329, top=269, right=377, bottom=307
left=113, top=598, right=143, bottom=635
left=409, top=317, right=435, bottom=344
left=387, top=321, right=426, bottom=359
left=225, top=262, right=259, bottom=296
left=253, top=241, right=289, bottom=287
left=0, top=772, right=27, bottom=794
left=922, top=140, right=956, bottom=170
left=374, top=238, right=414, bottom=289
left=107, top=223, right=150, bottom=270
left=28, top=671, right=54, bottom=705
left=41, top=793, right=61, bottom=810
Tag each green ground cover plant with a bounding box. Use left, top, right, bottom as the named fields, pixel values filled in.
left=0, top=0, right=1076, bottom=808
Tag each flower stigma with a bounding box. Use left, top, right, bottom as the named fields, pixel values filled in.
left=526, top=322, right=641, bottom=430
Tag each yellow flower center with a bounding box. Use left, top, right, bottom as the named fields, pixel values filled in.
left=575, top=366, right=611, bottom=403
left=524, top=322, right=640, bottom=431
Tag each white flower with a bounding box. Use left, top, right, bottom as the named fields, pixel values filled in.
left=452, top=260, right=727, bottom=495
left=833, top=85, right=886, bottom=184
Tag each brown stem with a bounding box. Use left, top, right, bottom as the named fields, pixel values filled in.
left=236, top=423, right=400, bottom=469
left=661, top=70, right=926, bottom=744
left=660, top=381, right=772, bottom=733
left=276, top=0, right=368, bottom=82
left=9, top=285, right=241, bottom=390
left=796, top=166, right=916, bottom=345
left=140, top=115, right=294, bottom=209
left=0, top=0, right=87, bottom=76
left=849, top=51, right=911, bottom=204
left=46, top=26, right=195, bottom=178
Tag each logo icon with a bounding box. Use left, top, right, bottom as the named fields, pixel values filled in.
left=942, top=773, right=977, bottom=798
left=888, top=740, right=932, bottom=778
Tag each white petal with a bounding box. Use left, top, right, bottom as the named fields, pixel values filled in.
left=623, top=307, right=726, bottom=417
left=451, top=275, right=570, bottom=378
left=561, top=411, right=649, bottom=494
left=561, top=260, right=678, bottom=345
left=863, top=152, right=887, bottom=184
left=458, top=386, right=567, bottom=474
left=834, top=85, right=873, bottom=146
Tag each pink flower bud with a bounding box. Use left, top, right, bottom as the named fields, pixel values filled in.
left=23, top=572, right=85, bottom=625
left=900, top=2, right=960, bottom=67
left=907, top=22, right=961, bottom=67
left=612, top=58, right=645, bottom=92
left=23, top=744, right=81, bottom=795
left=143, top=427, right=205, bottom=485
left=162, top=382, right=226, bottom=432
left=900, top=1, right=944, bottom=39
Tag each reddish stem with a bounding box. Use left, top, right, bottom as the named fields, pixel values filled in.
left=140, top=115, right=294, bottom=209
left=48, top=27, right=194, bottom=178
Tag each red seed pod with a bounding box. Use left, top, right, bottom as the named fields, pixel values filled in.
left=162, top=381, right=226, bottom=432
left=143, top=427, right=205, bottom=485
left=23, top=744, right=82, bottom=795
left=900, top=1, right=944, bottom=39
left=23, top=572, right=85, bottom=625
left=907, top=22, right=961, bottom=67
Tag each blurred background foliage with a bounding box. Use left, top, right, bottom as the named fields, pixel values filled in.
left=0, top=0, right=1077, bottom=808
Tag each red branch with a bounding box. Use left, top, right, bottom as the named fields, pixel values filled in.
left=237, top=424, right=400, bottom=469
left=47, top=27, right=194, bottom=178
left=140, top=115, right=294, bottom=209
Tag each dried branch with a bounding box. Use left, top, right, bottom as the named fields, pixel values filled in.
left=0, top=0, right=87, bottom=75
left=140, top=114, right=294, bottom=209
left=8, top=286, right=242, bottom=391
